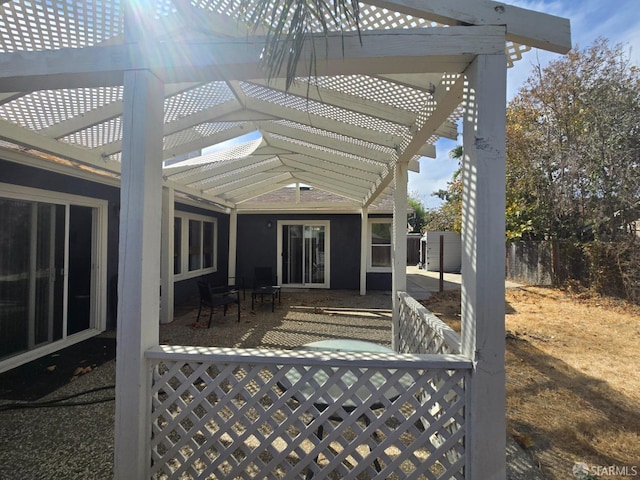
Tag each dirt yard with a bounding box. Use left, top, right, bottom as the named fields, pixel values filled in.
left=421, top=286, right=640, bottom=480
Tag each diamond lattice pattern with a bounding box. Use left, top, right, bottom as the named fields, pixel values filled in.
left=150, top=350, right=467, bottom=480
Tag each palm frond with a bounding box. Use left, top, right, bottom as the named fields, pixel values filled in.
left=239, top=0, right=362, bottom=90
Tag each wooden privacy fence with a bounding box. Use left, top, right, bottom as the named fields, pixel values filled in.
left=506, top=239, right=640, bottom=303
left=407, top=234, right=421, bottom=265
left=147, top=293, right=471, bottom=480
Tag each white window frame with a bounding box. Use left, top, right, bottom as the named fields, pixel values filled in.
left=0, top=182, right=108, bottom=373
left=367, top=218, right=393, bottom=272
left=173, top=211, right=218, bottom=280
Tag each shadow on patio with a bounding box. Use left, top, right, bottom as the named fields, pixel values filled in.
left=161, top=289, right=394, bottom=350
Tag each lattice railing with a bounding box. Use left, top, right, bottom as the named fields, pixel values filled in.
left=395, top=292, right=465, bottom=472
left=147, top=345, right=471, bottom=480
left=396, top=292, right=461, bottom=355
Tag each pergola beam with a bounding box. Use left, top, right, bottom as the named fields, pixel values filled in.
left=364, top=73, right=465, bottom=207
left=221, top=173, right=293, bottom=202
left=246, top=77, right=458, bottom=141
left=39, top=83, right=202, bottom=139
left=0, top=92, right=25, bottom=106
left=166, top=156, right=280, bottom=186
left=204, top=172, right=283, bottom=197
left=0, top=27, right=505, bottom=92
left=163, top=179, right=236, bottom=209
left=244, top=96, right=409, bottom=153
left=98, top=109, right=249, bottom=159
left=264, top=134, right=388, bottom=174
left=161, top=124, right=251, bottom=160
left=281, top=159, right=373, bottom=190
left=280, top=154, right=382, bottom=183
left=293, top=173, right=369, bottom=201
left=0, top=118, right=120, bottom=173
left=162, top=101, right=243, bottom=137
left=397, top=74, right=466, bottom=164
left=234, top=183, right=295, bottom=205
left=193, top=158, right=285, bottom=192
left=258, top=121, right=397, bottom=164
left=366, top=0, right=571, bottom=54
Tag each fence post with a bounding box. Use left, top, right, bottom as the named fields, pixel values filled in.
left=439, top=234, right=444, bottom=292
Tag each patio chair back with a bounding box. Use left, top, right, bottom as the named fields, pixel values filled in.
left=196, top=281, right=240, bottom=327
left=253, top=267, right=276, bottom=288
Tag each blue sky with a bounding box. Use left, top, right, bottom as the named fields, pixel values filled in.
left=409, top=0, right=640, bottom=208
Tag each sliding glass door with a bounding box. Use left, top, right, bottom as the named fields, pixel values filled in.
left=0, top=189, right=105, bottom=364
left=0, top=199, right=65, bottom=357
left=280, top=222, right=329, bottom=288
left=67, top=205, right=94, bottom=335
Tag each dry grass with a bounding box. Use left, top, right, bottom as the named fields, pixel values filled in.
left=422, top=286, right=640, bottom=480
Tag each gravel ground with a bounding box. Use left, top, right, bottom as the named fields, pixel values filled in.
left=0, top=289, right=393, bottom=480
left=0, top=354, right=117, bottom=480
left=0, top=288, right=542, bottom=480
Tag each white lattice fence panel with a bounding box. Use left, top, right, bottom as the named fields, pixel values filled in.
left=147, top=346, right=470, bottom=480
left=395, top=292, right=466, bottom=471
left=396, top=292, right=461, bottom=355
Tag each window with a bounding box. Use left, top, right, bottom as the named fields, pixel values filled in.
left=174, top=217, right=182, bottom=275
left=188, top=220, right=202, bottom=271
left=369, top=219, right=392, bottom=271
left=174, top=212, right=217, bottom=278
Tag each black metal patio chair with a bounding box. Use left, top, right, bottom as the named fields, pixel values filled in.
left=196, top=281, right=240, bottom=327
left=251, top=267, right=281, bottom=312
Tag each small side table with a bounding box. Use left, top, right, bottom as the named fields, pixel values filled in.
left=250, top=285, right=280, bottom=312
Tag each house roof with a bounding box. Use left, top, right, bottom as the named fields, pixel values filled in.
left=0, top=0, right=570, bottom=212
left=238, top=183, right=397, bottom=213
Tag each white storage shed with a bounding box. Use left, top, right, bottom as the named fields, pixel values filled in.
left=420, top=231, right=462, bottom=272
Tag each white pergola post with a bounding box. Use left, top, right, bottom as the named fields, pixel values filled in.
left=461, top=53, right=507, bottom=479
left=392, top=161, right=408, bottom=350
left=160, top=186, right=175, bottom=324
left=114, top=4, right=165, bottom=478
left=228, top=208, right=238, bottom=284
left=360, top=207, right=368, bottom=296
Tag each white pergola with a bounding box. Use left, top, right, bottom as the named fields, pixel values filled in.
left=0, top=0, right=570, bottom=478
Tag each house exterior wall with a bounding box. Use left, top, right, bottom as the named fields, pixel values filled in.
left=1, top=158, right=391, bottom=342
left=237, top=213, right=392, bottom=291
left=366, top=272, right=392, bottom=291
left=0, top=158, right=231, bottom=325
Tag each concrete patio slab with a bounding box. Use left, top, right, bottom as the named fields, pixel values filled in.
left=406, top=265, right=522, bottom=300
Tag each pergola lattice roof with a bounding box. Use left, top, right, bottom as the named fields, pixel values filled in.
left=0, top=0, right=571, bottom=211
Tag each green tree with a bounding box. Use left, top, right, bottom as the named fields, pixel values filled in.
left=407, top=192, right=428, bottom=233
left=423, top=146, right=463, bottom=233
left=506, top=38, right=640, bottom=240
